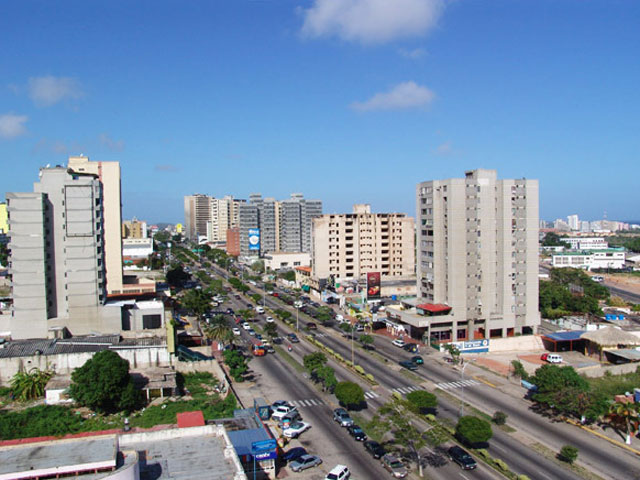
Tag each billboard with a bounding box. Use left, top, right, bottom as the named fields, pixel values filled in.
left=248, top=228, right=260, bottom=251
left=366, top=272, right=381, bottom=299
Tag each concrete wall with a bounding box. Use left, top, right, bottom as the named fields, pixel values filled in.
left=578, top=362, right=640, bottom=378
left=488, top=335, right=544, bottom=353
left=0, top=347, right=170, bottom=383
left=174, top=358, right=227, bottom=385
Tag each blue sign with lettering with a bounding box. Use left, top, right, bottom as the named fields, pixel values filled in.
left=248, top=228, right=260, bottom=251
left=251, top=439, right=277, bottom=453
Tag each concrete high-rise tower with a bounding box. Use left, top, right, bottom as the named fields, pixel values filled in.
left=416, top=169, right=539, bottom=341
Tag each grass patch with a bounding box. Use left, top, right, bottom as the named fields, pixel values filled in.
left=586, top=367, right=640, bottom=398
left=182, top=371, right=219, bottom=398
left=399, top=369, right=424, bottom=384
left=273, top=346, right=306, bottom=374
left=130, top=394, right=236, bottom=428
left=530, top=442, right=606, bottom=480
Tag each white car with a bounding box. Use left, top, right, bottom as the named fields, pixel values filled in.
left=232, top=327, right=241, bottom=336
left=266, top=316, right=275, bottom=323
left=335, top=314, right=344, bottom=322
left=392, top=339, right=406, bottom=348
left=242, top=322, right=251, bottom=330
left=283, top=421, right=311, bottom=438
left=271, top=405, right=298, bottom=421
left=256, top=306, right=265, bottom=314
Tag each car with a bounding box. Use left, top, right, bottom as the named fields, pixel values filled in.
left=272, top=292, right=279, bottom=297
left=277, top=410, right=302, bottom=428
left=247, top=328, right=256, bottom=336
left=264, top=343, right=275, bottom=354
left=354, top=323, right=365, bottom=332
left=256, top=306, right=265, bottom=314
left=347, top=424, right=367, bottom=441
left=399, top=360, right=418, bottom=371
left=381, top=454, right=408, bottom=478
left=392, top=339, right=406, bottom=348
left=266, top=316, right=275, bottom=323
left=232, top=327, right=241, bottom=336
left=335, top=314, right=344, bottom=322
left=325, top=465, right=351, bottom=480
left=541, top=353, right=563, bottom=363
left=282, top=447, right=307, bottom=462
left=272, top=336, right=284, bottom=345
left=242, top=322, right=251, bottom=330
left=364, top=440, right=386, bottom=459
left=283, top=421, right=311, bottom=438
left=271, top=405, right=298, bottom=421
left=289, top=454, right=322, bottom=472
left=246, top=303, right=253, bottom=308
left=271, top=399, right=293, bottom=410
left=333, top=408, right=354, bottom=427
left=255, top=333, right=263, bottom=341
left=226, top=308, right=234, bottom=315
left=411, top=355, right=424, bottom=365
left=403, top=343, right=419, bottom=353
left=288, top=333, right=300, bottom=343
left=448, top=446, right=477, bottom=470
left=307, top=322, right=318, bottom=330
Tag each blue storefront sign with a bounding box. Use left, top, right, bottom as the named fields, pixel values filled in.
left=445, top=339, right=490, bottom=353
left=251, top=439, right=277, bottom=461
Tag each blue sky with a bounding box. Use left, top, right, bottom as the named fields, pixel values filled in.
left=1, top=0, right=638, bottom=223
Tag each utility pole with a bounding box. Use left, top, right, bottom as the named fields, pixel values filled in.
left=459, top=360, right=470, bottom=418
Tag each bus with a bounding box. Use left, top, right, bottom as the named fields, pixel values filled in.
left=250, top=338, right=266, bottom=356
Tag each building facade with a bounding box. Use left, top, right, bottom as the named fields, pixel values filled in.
left=312, top=204, right=415, bottom=281
left=415, top=169, right=540, bottom=342
left=565, top=237, right=608, bottom=250
left=5, top=167, right=121, bottom=339
left=184, top=194, right=212, bottom=242
left=122, top=218, right=148, bottom=239
left=552, top=248, right=625, bottom=270
left=68, top=156, right=124, bottom=296
left=0, top=202, right=7, bottom=234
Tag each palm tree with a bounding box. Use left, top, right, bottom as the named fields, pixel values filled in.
left=10, top=367, right=54, bottom=401
left=607, top=401, right=640, bottom=445
left=203, top=316, right=233, bottom=349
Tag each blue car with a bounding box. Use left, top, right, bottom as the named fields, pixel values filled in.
left=282, top=447, right=307, bottom=462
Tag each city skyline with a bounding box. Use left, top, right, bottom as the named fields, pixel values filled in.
left=1, top=1, right=638, bottom=223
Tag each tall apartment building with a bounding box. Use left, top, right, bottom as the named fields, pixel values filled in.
left=122, top=218, right=147, bottom=239
left=184, top=194, right=212, bottom=242
left=68, top=156, right=124, bottom=295
left=313, top=204, right=415, bottom=280
left=0, top=202, right=7, bottom=234
left=5, top=167, right=120, bottom=339
left=416, top=169, right=539, bottom=341
left=279, top=193, right=322, bottom=254
left=567, top=214, right=579, bottom=231
left=238, top=202, right=259, bottom=257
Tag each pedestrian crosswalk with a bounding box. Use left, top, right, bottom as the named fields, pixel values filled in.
left=391, top=385, right=420, bottom=395
left=289, top=398, right=326, bottom=408
left=435, top=379, right=480, bottom=390
left=364, top=391, right=379, bottom=400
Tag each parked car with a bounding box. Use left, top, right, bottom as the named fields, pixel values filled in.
left=266, top=316, right=275, bottom=323
left=347, top=424, right=367, bottom=441
left=282, top=447, right=307, bottom=463
left=448, top=446, right=477, bottom=470
left=325, top=465, right=351, bottom=480
left=399, top=360, right=418, bottom=371
left=271, top=405, right=298, bottom=421
left=411, top=355, right=424, bottom=365
left=392, top=339, right=406, bottom=348
left=256, top=306, right=265, bottom=314
left=541, top=353, right=563, bottom=363
left=242, top=322, right=251, bottom=330
left=354, top=323, right=365, bottom=332
left=381, top=454, right=408, bottom=478
left=232, top=327, right=241, bottom=336
left=283, top=421, right=311, bottom=438
left=290, top=454, right=323, bottom=472
left=333, top=408, right=354, bottom=427
left=226, top=308, right=234, bottom=315
left=277, top=410, right=302, bottom=428
left=364, top=440, right=386, bottom=459
left=335, top=314, right=344, bottom=322
left=271, top=400, right=294, bottom=410
left=403, top=343, right=419, bottom=353
left=247, top=328, right=256, bottom=336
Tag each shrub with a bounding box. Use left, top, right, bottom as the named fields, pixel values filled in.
left=494, top=459, right=509, bottom=471
left=559, top=445, right=578, bottom=464
left=406, top=390, right=438, bottom=413
left=455, top=415, right=493, bottom=445
left=334, top=381, right=365, bottom=408
left=365, top=374, right=375, bottom=383
left=354, top=365, right=365, bottom=375
left=492, top=411, right=508, bottom=425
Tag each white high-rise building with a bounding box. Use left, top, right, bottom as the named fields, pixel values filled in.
left=567, top=214, right=579, bottom=231
left=416, top=169, right=540, bottom=342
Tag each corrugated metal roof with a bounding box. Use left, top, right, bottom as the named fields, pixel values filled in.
left=543, top=330, right=586, bottom=341
left=227, top=428, right=271, bottom=456
left=607, top=349, right=640, bottom=361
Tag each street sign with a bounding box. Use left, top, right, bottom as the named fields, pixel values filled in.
left=251, top=439, right=277, bottom=454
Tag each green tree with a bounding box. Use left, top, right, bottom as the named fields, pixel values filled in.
left=203, top=316, right=232, bottom=345
left=68, top=350, right=141, bottom=413
left=530, top=364, right=590, bottom=417
left=181, top=289, right=212, bottom=318
left=443, top=344, right=461, bottom=364
left=263, top=322, right=277, bottom=338
left=511, top=360, right=530, bottom=380
left=279, top=270, right=296, bottom=282
left=315, top=365, right=337, bottom=393
left=166, top=265, right=190, bottom=287
left=542, top=232, right=570, bottom=248
left=251, top=293, right=262, bottom=304
left=559, top=445, right=579, bottom=464
left=222, top=350, right=249, bottom=382
left=274, top=309, right=292, bottom=322
left=455, top=416, right=493, bottom=446
left=303, top=352, right=328, bottom=373
left=406, top=390, right=438, bottom=414
left=492, top=411, right=508, bottom=425
left=237, top=309, right=253, bottom=321
left=359, top=334, right=374, bottom=349
left=606, top=401, right=640, bottom=445
left=334, top=381, right=365, bottom=408
left=251, top=260, right=264, bottom=272
left=10, top=368, right=54, bottom=401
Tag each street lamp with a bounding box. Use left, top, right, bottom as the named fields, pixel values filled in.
left=459, top=360, right=470, bottom=418
left=296, top=305, right=299, bottom=332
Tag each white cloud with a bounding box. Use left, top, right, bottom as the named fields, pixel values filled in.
left=300, top=0, right=444, bottom=44
left=98, top=133, right=124, bottom=152
left=350, top=81, right=435, bottom=112
left=0, top=113, right=28, bottom=139
left=28, top=76, right=83, bottom=107
left=435, top=141, right=452, bottom=155
left=399, top=47, right=427, bottom=59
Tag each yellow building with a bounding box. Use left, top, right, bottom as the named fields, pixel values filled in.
left=175, top=223, right=183, bottom=234
left=0, top=202, right=7, bottom=234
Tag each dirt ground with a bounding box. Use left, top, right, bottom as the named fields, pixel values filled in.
left=603, top=273, right=640, bottom=295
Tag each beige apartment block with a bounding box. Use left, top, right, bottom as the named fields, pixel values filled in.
left=312, top=204, right=415, bottom=281
left=68, top=156, right=124, bottom=295
left=416, top=169, right=539, bottom=342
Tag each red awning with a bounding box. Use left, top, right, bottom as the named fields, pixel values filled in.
left=417, top=303, right=451, bottom=313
